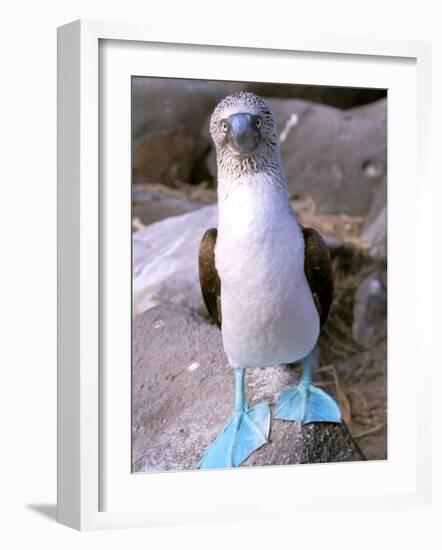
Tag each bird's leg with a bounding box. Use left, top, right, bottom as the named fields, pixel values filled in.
left=198, top=368, right=271, bottom=469
left=234, top=368, right=247, bottom=413
left=274, top=352, right=341, bottom=424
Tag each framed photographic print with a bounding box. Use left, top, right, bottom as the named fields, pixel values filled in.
left=57, top=19, right=432, bottom=530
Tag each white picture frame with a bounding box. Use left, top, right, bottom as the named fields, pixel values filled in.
left=57, top=19, right=432, bottom=531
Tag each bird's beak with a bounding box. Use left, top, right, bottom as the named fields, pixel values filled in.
left=226, top=113, right=261, bottom=154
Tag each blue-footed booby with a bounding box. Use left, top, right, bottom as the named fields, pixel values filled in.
left=198, top=92, right=341, bottom=469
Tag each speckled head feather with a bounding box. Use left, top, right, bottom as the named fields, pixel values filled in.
left=210, top=92, right=282, bottom=178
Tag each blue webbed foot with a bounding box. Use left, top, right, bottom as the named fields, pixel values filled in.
left=274, top=384, right=341, bottom=424
left=198, top=401, right=270, bottom=469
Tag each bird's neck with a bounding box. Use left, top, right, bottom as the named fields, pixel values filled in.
left=216, top=149, right=289, bottom=203
left=217, top=161, right=295, bottom=235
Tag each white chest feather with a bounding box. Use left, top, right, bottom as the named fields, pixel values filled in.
left=216, top=174, right=319, bottom=368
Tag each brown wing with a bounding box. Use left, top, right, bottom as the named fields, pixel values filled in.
left=198, top=228, right=221, bottom=328
left=302, top=226, right=334, bottom=328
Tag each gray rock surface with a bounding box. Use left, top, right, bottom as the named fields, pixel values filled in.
left=349, top=98, right=387, bottom=121
left=352, top=272, right=387, bottom=347
left=132, top=205, right=217, bottom=316
left=132, top=185, right=204, bottom=226
left=269, top=98, right=387, bottom=216
left=132, top=78, right=227, bottom=184
left=132, top=78, right=226, bottom=140
left=132, top=304, right=365, bottom=472
left=133, top=129, right=208, bottom=184
left=205, top=98, right=387, bottom=216
left=360, top=171, right=387, bottom=261
left=361, top=204, right=387, bottom=261
left=365, top=174, right=387, bottom=226
left=208, top=81, right=386, bottom=109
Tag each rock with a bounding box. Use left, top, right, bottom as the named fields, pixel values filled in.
left=208, top=81, right=386, bottom=109
left=365, top=174, right=387, bottom=225
left=132, top=78, right=227, bottom=184
left=132, top=204, right=218, bottom=317
left=132, top=185, right=204, bottom=226
left=360, top=169, right=386, bottom=261
left=205, top=98, right=387, bottom=216
left=132, top=78, right=226, bottom=140
left=132, top=304, right=365, bottom=472
left=272, top=98, right=387, bottom=216
left=243, top=421, right=365, bottom=466
left=352, top=272, right=387, bottom=348
left=348, top=98, right=387, bottom=122
left=361, top=204, right=387, bottom=261
left=133, top=129, right=209, bottom=184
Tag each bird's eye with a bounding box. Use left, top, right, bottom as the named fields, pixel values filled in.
left=221, top=121, right=229, bottom=132
left=255, top=118, right=262, bottom=129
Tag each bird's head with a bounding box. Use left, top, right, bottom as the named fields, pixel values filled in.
left=210, top=92, right=278, bottom=173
